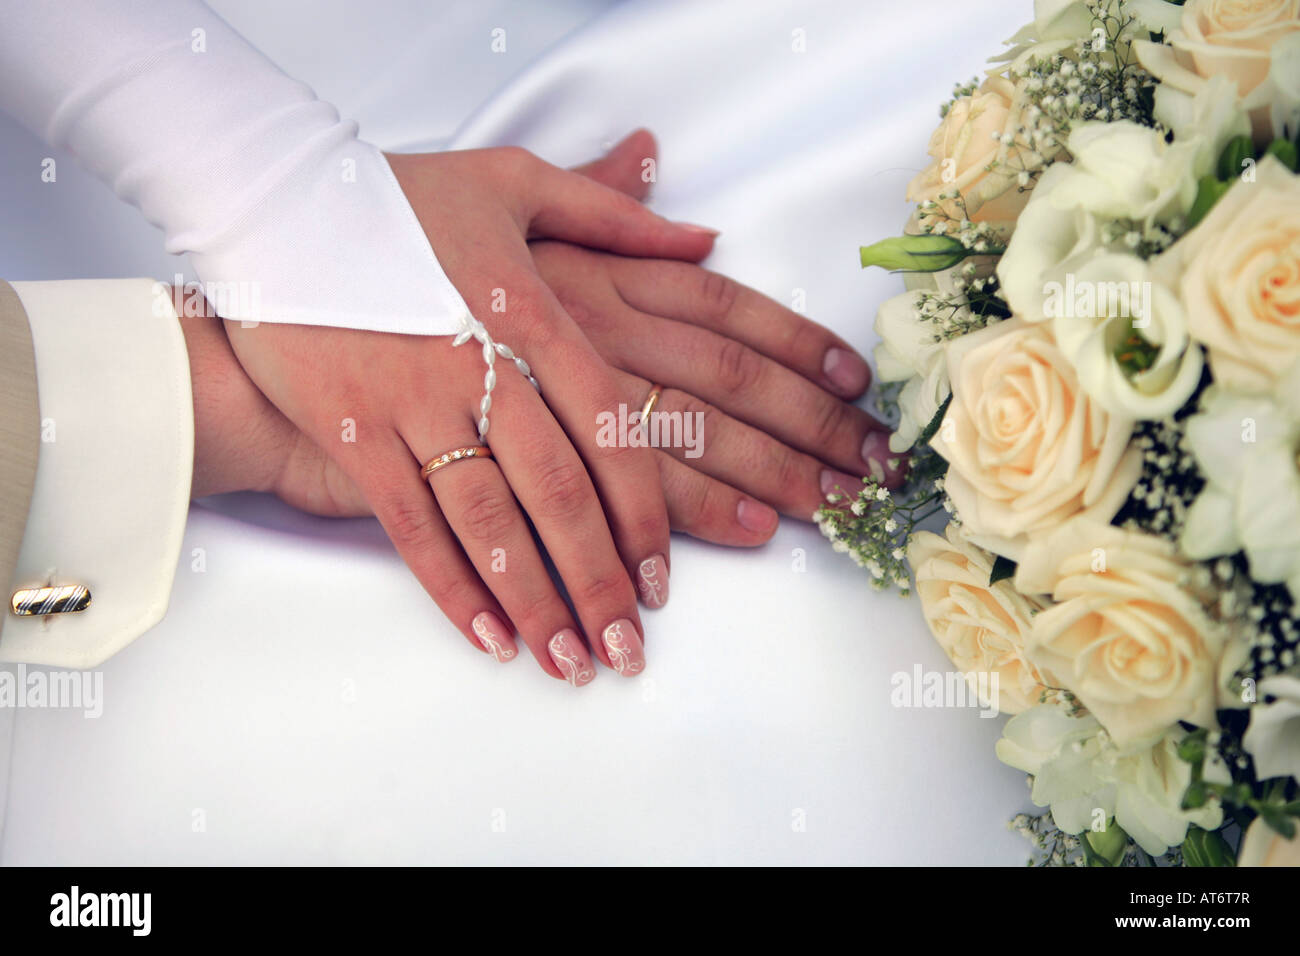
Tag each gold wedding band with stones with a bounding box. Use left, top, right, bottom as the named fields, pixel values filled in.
left=421, top=445, right=493, bottom=479
left=10, top=584, right=91, bottom=616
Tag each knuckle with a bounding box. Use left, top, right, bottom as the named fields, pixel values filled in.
left=575, top=570, right=629, bottom=608
left=810, top=395, right=852, bottom=447
left=532, top=459, right=593, bottom=519
left=714, top=338, right=764, bottom=397
left=454, top=483, right=517, bottom=544
left=384, top=502, right=439, bottom=553
left=700, top=270, right=739, bottom=319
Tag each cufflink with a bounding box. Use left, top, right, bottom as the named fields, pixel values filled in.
left=10, top=584, right=91, bottom=616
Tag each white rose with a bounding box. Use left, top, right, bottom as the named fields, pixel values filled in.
left=998, top=704, right=1224, bottom=855
left=1154, top=156, right=1300, bottom=394
left=1180, top=367, right=1300, bottom=598
left=1015, top=519, right=1227, bottom=748
left=1242, top=673, right=1300, bottom=780
left=873, top=290, right=950, bottom=453
left=1135, top=0, right=1300, bottom=142
left=908, top=525, right=1053, bottom=714
left=1239, top=815, right=1300, bottom=865
left=930, top=318, right=1142, bottom=561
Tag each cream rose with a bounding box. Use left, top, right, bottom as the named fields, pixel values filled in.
left=1154, top=156, right=1300, bottom=394
left=907, top=76, right=1043, bottom=225
left=1136, top=0, right=1300, bottom=141
left=929, top=318, right=1143, bottom=561
left=908, top=525, right=1053, bottom=714
left=1239, top=816, right=1300, bottom=865
left=1015, top=519, right=1228, bottom=748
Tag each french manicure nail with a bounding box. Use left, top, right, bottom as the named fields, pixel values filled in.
left=548, top=629, right=595, bottom=687
left=820, top=469, right=865, bottom=501
left=736, top=498, right=778, bottom=534
left=637, top=554, right=669, bottom=608
left=602, top=619, right=645, bottom=676
left=822, top=347, right=870, bottom=395
left=472, top=611, right=517, bottom=663
left=677, top=222, right=721, bottom=237
left=861, top=431, right=908, bottom=487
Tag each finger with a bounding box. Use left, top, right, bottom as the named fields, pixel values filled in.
left=514, top=154, right=718, bottom=262
left=488, top=374, right=648, bottom=676
left=606, top=309, right=906, bottom=489
left=349, top=430, right=521, bottom=665
left=656, top=450, right=779, bottom=546
left=607, top=258, right=874, bottom=399
left=570, top=128, right=657, bottom=201
left=609, top=367, right=863, bottom=520
left=415, top=427, right=596, bottom=686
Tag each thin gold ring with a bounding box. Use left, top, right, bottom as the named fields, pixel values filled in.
left=422, top=445, right=493, bottom=479
left=639, top=384, right=664, bottom=427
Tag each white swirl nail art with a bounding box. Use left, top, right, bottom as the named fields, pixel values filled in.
left=603, top=621, right=644, bottom=675
left=637, top=557, right=666, bottom=608
left=549, top=632, right=594, bottom=687
left=473, top=615, right=515, bottom=662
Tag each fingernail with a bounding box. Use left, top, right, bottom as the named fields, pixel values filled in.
left=548, top=629, right=595, bottom=687
left=602, top=619, right=645, bottom=676
left=677, top=222, right=720, bottom=237
left=736, top=498, right=778, bottom=534
left=472, top=611, right=517, bottom=663
left=822, top=347, right=870, bottom=395
left=637, top=554, right=669, bottom=608
left=820, top=469, right=865, bottom=501
left=861, top=431, right=908, bottom=488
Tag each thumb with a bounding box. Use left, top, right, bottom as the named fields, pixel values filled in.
left=570, top=128, right=658, bottom=200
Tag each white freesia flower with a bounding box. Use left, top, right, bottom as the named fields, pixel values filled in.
left=1180, top=365, right=1300, bottom=598
left=997, top=704, right=1224, bottom=855
left=1016, top=519, right=1227, bottom=748
left=873, top=290, right=949, bottom=453
left=1135, top=0, right=1300, bottom=142
left=1242, top=673, right=1300, bottom=780
left=1047, top=254, right=1205, bottom=418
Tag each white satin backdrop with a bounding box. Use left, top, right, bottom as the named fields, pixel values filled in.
left=0, top=0, right=1035, bottom=864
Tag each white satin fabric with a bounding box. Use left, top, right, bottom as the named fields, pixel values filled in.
left=0, top=0, right=1035, bottom=864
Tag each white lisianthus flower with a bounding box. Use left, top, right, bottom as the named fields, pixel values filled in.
left=1015, top=519, right=1227, bottom=748
left=993, top=0, right=1096, bottom=73
left=908, top=525, right=1053, bottom=714
left=1153, top=156, right=1300, bottom=395
left=1153, top=74, right=1253, bottom=179
left=1135, top=0, right=1300, bottom=142
left=1239, top=815, right=1300, bottom=865
left=1180, top=365, right=1300, bottom=598
left=873, top=290, right=950, bottom=453
left=1243, top=673, right=1300, bottom=780
left=997, top=704, right=1224, bottom=855
left=1046, top=253, right=1205, bottom=419
left=1043, top=120, right=1202, bottom=225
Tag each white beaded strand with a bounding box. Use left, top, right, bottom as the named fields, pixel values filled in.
left=451, top=312, right=540, bottom=442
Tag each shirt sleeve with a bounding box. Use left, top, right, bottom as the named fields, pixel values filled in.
left=0, top=0, right=470, bottom=336
left=1, top=279, right=193, bottom=668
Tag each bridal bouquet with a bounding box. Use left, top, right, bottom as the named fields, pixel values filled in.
left=821, top=0, right=1300, bottom=866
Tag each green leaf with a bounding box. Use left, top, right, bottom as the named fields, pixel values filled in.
left=1182, top=826, right=1236, bottom=867
left=989, top=555, right=1017, bottom=586
left=1216, top=135, right=1255, bottom=181
left=1182, top=780, right=1209, bottom=810
left=1085, top=823, right=1128, bottom=867
left=1265, top=138, right=1299, bottom=172
left=1259, top=805, right=1298, bottom=840
left=860, top=235, right=969, bottom=273
left=916, top=394, right=953, bottom=447
left=1187, top=176, right=1233, bottom=229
